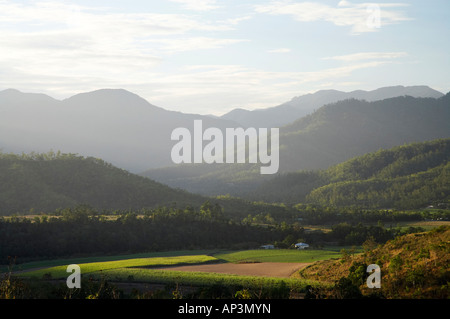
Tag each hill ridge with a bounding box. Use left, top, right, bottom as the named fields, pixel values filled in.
left=298, top=226, right=450, bottom=299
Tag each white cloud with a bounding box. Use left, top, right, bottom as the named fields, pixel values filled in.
left=137, top=60, right=392, bottom=114
left=0, top=1, right=424, bottom=115
left=0, top=1, right=247, bottom=99
left=144, top=37, right=248, bottom=54
left=255, top=1, right=411, bottom=34
left=324, top=52, right=408, bottom=62
left=168, top=0, right=220, bottom=11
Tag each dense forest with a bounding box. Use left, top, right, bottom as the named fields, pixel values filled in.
left=0, top=151, right=205, bottom=216
left=0, top=203, right=431, bottom=264
left=144, top=93, right=450, bottom=196
left=250, top=138, right=450, bottom=209
left=1, top=139, right=447, bottom=217
left=0, top=203, right=300, bottom=263
left=0, top=151, right=297, bottom=221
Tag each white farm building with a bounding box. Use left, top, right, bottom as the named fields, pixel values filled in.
left=295, top=243, right=309, bottom=250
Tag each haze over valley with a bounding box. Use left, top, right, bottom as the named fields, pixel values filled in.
left=1, top=85, right=449, bottom=201
left=1, top=1, right=449, bottom=303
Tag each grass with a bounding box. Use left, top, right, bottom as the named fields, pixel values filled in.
left=7, top=250, right=216, bottom=273
left=17, top=247, right=356, bottom=278
left=98, top=267, right=322, bottom=292
left=214, top=247, right=355, bottom=264
left=19, top=254, right=217, bottom=279
left=16, top=247, right=350, bottom=294
left=394, top=220, right=450, bottom=231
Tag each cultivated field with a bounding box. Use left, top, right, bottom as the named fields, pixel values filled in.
left=155, top=262, right=310, bottom=278
left=14, top=248, right=345, bottom=296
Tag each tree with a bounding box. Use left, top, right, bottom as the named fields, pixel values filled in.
left=334, top=277, right=363, bottom=299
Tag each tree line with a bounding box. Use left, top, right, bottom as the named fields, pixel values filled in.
left=0, top=203, right=302, bottom=264
left=0, top=203, right=430, bottom=265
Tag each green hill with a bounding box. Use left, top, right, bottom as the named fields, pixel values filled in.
left=297, top=226, right=450, bottom=299
left=280, top=94, right=450, bottom=172
left=250, top=138, right=450, bottom=209
left=144, top=94, right=450, bottom=196
left=0, top=152, right=205, bottom=215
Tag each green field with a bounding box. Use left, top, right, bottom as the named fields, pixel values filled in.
left=16, top=248, right=349, bottom=291
left=215, top=247, right=348, bottom=263
left=6, top=250, right=215, bottom=273
left=99, top=267, right=320, bottom=293
left=18, top=254, right=217, bottom=279
left=16, top=248, right=343, bottom=296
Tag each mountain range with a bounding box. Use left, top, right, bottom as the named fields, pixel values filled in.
left=219, top=85, right=444, bottom=128
left=0, top=85, right=444, bottom=174
left=1, top=85, right=449, bottom=198
left=0, top=88, right=238, bottom=173
left=144, top=93, right=450, bottom=196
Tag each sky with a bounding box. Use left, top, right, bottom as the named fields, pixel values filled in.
left=0, top=0, right=449, bottom=115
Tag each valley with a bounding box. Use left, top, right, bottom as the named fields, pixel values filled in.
left=1, top=86, right=449, bottom=301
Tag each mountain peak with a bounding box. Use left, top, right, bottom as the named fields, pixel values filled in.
left=66, top=88, right=143, bottom=101
left=63, top=88, right=161, bottom=110
left=0, top=88, right=58, bottom=104
left=220, top=85, right=445, bottom=128
left=0, top=88, right=22, bottom=94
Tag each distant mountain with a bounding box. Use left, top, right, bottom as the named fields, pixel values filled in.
left=0, top=152, right=205, bottom=215
left=1, top=86, right=443, bottom=173
left=250, top=138, right=450, bottom=209
left=143, top=93, right=450, bottom=196
left=279, top=93, right=450, bottom=172
left=220, top=85, right=444, bottom=128
left=0, top=88, right=239, bottom=172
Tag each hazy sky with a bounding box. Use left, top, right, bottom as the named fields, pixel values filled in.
left=0, top=0, right=449, bottom=115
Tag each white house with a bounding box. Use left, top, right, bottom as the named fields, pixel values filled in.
left=295, top=243, right=309, bottom=250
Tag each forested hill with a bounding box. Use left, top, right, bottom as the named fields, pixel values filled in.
left=250, top=138, right=450, bottom=209
left=144, top=93, right=450, bottom=196
left=279, top=93, right=450, bottom=173
left=298, top=226, right=450, bottom=299
left=0, top=152, right=205, bottom=215
left=220, top=85, right=444, bottom=128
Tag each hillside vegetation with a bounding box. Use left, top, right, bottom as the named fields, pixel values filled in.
left=220, top=85, right=444, bottom=128
left=297, top=226, right=450, bottom=299
left=144, top=94, right=450, bottom=196
left=251, top=138, right=450, bottom=209
left=0, top=151, right=204, bottom=215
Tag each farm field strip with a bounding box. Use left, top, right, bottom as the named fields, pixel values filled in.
left=19, top=255, right=218, bottom=279
left=98, top=267, right=322, bottom=292
left=6, top=250, right=217, bottom=273
left=214, top=249, right=344, bottom=263
left=17, top=248, right=349, bottom=291
left=154, top=262, right=311, bottom=278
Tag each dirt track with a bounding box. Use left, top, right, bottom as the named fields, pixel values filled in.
left=156, top=262, right=311, bottom=278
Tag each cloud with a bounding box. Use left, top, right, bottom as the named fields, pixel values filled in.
left=168, top=0, right=220, bottom=11
left=0, top=1, right=247, bottom=99
left=0, top=1, right=418, bottom=115
left=255, top=1, right=411, bottom=34
left=137, top=60, right=392, bottom=114
left=144, top=37, right=248, bottom=54
left=324, top=52, right=408, bottom=62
